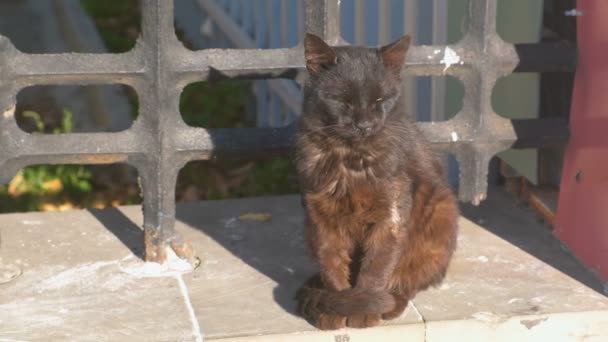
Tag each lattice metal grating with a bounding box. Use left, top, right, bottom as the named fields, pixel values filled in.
left=0, top=0, right=571, bottom=262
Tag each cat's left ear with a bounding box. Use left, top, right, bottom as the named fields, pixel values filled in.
left=380, top=35, right=411, bottom=74
left=304, top=33, right=338, bottom=76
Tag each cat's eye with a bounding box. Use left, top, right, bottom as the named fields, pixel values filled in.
left=378, top=96, right=397, bottom=113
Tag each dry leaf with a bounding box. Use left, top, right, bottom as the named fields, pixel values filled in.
left=8, top=173, right=25, bottom=196
left=238, top=213, right=272, bottom=221
left=41, top=178, right=63, bottom=193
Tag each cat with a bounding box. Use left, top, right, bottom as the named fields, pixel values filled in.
left=294, top=33, right=459, bottom=330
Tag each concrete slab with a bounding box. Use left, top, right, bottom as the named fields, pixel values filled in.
left=175, top=197, right=423, bottom=341
left=0, top=189, right=606, bottom=341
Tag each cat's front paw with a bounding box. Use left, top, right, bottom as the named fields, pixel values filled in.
left=315, top=313, right=347, bottom=330
left=346, top=314, right=381, bottom=328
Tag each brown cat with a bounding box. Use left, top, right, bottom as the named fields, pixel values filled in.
left=294, top=33, right=459, bottom=330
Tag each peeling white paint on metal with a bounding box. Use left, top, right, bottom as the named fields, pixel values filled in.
left=3, top=104, right=15, bottom=118
left=451, top=131, right=459, bottom=142
left=119, top=248, right=194, bottom=278
left=564, top=9, right=583, bottom=16
left=440, top=47, right=461, bottom=74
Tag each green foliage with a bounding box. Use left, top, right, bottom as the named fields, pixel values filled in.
left=80, top=0, right=140, bottom=53
left=180, top=81, right=252, bottom=128
left=0, top=110, right=93, bottom=212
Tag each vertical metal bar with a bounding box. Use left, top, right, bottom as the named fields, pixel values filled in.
left=430, top=0, right=448, bottom=122
left=378, top=0, right=390, bottom=45
left=304, top=0, right=341, bottom=43
left=404, top=0, right=418, bottom=120
left=280, top=0, right=289, bottom=47
left=297, top=0, right=305, bottom=39
left=354, top=0, right=365, bottom=45
left=266, top=0, right=274, bottom=48
left=454, top=0, right=516, bottom=204
left=139, top=0, right=193, bottom=262
left=254, top=0, right=265, bottom=47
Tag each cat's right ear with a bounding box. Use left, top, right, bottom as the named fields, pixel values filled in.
left=304, top=33, right=337, bottom=76
left=380, top=35, right=411, bottom=74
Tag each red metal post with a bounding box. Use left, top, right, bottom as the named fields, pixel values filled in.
left=555, top=0, right=608, bottom=284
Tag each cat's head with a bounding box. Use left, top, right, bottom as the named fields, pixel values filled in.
left=303, top=33, right=411, bottom=142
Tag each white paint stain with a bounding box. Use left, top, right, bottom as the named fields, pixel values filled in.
left=531, top=296, right=545, bottom=303
left=224, top=217, right=238, bottom=229
left=440, top=47, right=461, bottom=74
left=466, top=255, right=489, bottom=263
left=119, top=249, right=194, bottom=278
left=472, top=311, right=501, bottom=323
left=176, top=274, right=203, bottom=342
left=22, top=220, right=42, bottom=226
left=34, top=261, right=115, bottom=292
left=451, top=131, right=459, bottom=142
left=508, top=298, right=523, bottom=304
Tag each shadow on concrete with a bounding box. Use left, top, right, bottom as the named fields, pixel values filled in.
left=461, top=186, right=605, bottom=295
left=176, top=197, right=311, bottom=318
left=88, top=207, right=144, bottom=260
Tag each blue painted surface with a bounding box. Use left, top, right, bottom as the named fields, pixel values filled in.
left=176, top=0, right=458, bottom=185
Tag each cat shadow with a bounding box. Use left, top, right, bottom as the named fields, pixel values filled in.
left=460, top=186, right=605, bottom=295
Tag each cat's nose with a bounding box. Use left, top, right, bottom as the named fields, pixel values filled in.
left=355, top=121, right=373, bottom=133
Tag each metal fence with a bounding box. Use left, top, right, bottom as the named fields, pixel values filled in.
left=0, top=0, right=572, bottom=262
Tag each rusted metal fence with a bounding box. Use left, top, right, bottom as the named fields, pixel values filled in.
left=0, top=0, right=572, bottom=262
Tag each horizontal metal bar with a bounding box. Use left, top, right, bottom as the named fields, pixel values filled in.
left=514, top=42, right=577, bottom=72
left=510, top=118, right=570, bottom=148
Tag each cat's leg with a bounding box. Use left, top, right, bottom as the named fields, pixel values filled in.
left=392, top=183, right=458, bottom=303
left=346, top=220, right=405, bottom=328
left=296, top=273, right=349, bottom=330
left=298, top=216, right=355, bottom=330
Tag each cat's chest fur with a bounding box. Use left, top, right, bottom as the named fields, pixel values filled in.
left=303, top=146, right=397, bottom=225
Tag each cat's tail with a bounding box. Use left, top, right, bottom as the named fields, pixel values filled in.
left=296, top=276, right=395, bottom=317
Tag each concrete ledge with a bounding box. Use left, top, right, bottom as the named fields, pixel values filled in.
left=1, top=189, right=606, bottom=341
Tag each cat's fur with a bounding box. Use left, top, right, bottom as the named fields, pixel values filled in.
left=294, top=33, right=459, bottom=330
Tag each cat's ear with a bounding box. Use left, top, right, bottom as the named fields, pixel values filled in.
left=304, top=33, right=338, bottom=76
left=380, top=35, right=411, bottom=74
